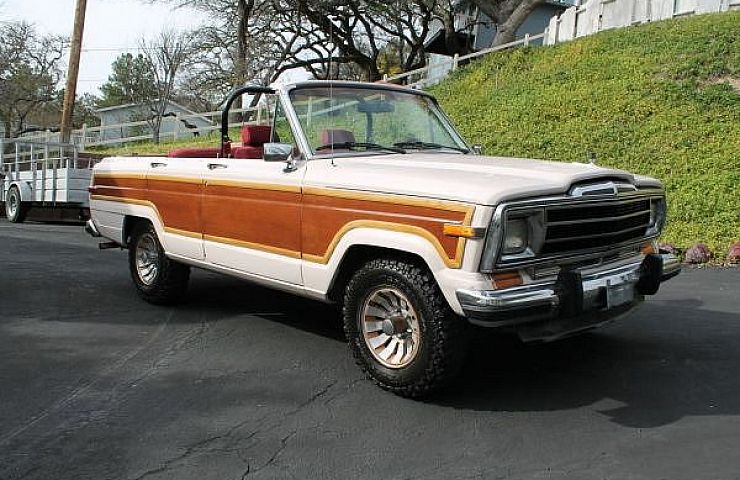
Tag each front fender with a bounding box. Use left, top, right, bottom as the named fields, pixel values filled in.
left=302, top=226, right=487, bottom=316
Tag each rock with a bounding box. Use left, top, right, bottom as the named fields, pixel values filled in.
left=728, top=242, right=740, bottom=264
left=685, top=243, right=712, bottom=264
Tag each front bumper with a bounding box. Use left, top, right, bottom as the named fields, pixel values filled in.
left=457, top=253, right=680, bottom=329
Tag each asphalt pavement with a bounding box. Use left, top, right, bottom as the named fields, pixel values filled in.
left=1, top=219, right=739, bottom=480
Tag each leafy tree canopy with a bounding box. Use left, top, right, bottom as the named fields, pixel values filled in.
left=97, top=53, right=158, bottom=108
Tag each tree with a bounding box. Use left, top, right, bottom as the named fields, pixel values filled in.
left=150, top=0, right=277, bottom=110
left=273, top=0, right=441, bottom=82
left=469, top=0, right=545, bottom=46
left=0, top=22, right=65, bottom=138
left=139, top=30, right=193, bottom=144
left=98, top=53, right=157, bottom=107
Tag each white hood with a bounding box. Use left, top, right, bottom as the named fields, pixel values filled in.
left=305, top=153, right=662, bottom=206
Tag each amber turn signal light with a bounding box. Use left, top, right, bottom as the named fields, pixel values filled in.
left=491, top=271, right=524, bottom=289
left=641, top=241, right=656, bottom=255
left=443, top=224, right=485, bottom=238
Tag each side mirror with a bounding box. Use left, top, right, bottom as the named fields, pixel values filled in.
left=263, top=143, right=294, bottom=162
left=472, top=145, right=483, bottom=155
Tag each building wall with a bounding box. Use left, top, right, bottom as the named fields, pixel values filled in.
left=474, top=4, right=567, bottom=49
left=97, top=103, right=212, bottom=143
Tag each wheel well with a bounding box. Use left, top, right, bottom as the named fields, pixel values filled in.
left=8, top=182, right=25, bottom=199
left=122, top=216, right=151, bottom=247
left=326, top=245, right=430, bottom=303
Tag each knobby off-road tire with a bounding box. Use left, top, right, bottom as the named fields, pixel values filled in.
left=343, top=258, right=469, bottom=398
left=5, top=186, right=28, bottom=223
left=128, top=222, right=190, bottom=305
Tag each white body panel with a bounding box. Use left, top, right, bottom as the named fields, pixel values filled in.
left=91, top=157, right=150, bottom=244
left=302, top=153, right=662, bottom=206
left=148, top=157, right=207, bottom=260
left=202, top=158, right=306, bottom=285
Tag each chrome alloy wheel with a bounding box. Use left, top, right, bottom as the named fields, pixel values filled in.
left=135, top=232, right=160, bottom=286
left=360, top=287, right=421, bottom=369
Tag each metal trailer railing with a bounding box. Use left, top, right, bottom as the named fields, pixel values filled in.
left=1, top=138, right=102, bottom=222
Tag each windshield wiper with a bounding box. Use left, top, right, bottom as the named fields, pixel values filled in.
left=393, top=141, right=469, bottom=154
left=315, top=142, right=406, bottom=154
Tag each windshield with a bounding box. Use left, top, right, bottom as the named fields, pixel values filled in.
left=288, top=86, right=469, bottom=155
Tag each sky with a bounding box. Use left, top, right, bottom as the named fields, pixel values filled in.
left=2, top=0, right=207, bottom=95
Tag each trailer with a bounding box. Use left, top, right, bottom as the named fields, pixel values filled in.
left=0, top=139, right=102, bottom=223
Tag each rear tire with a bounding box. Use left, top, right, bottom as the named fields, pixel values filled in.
left=5, top=186, right=28, bottom=223
left=128, top=222, right=190, bottom=305
left=343, top=257, right=469, bottom=398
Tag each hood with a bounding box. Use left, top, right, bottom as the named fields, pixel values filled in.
left=305, top=153, right=662, bottom=206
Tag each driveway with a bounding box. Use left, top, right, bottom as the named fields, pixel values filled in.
left=1, top=220, right=738, bottom=480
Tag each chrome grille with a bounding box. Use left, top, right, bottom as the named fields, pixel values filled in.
left=542, top=199, right=651, bottom=254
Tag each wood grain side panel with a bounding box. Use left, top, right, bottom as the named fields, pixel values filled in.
left=92, top=175, right=475, bottom=268
left=93, top=175, right=148, bottom=203
left=148, top=178, right=203, bottom=234
left=302, top=193, right=469, bottom=263
left=202, top=184, right=302, bottom=253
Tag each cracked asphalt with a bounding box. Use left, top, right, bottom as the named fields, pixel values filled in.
left=1, top=219, right=739, bottom=480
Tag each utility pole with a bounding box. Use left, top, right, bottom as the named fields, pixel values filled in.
left=60, top=0, right=88, bottom=144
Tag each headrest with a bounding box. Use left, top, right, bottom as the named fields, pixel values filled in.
left=241, top=125, right=272, bottom=146
left=320, top=129, right=356, bottom=146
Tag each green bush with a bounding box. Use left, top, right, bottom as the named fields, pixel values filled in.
left=431, top=12, right=740, bottom=260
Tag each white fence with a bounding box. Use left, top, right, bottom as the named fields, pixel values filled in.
left=545, top=0, right=739, bottom=45
left=19, top=105, right=261, bottom=151
left=384, top=33, right=546, bottom=88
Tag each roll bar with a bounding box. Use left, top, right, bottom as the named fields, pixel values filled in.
left=220, top=85, right=276, bottom=157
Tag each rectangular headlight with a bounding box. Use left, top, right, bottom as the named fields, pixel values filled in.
left=647, top=197, right=667, bottom=236
left=480, top=207, right=545, bottom=272
left=502, top=218, right=528, bottom=255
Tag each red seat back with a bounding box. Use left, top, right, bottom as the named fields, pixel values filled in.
left=232, top=125, right=273, bottom=159
left=320, top=129, right=356, bottom=146
left=241, top=125, right=272, bottom=146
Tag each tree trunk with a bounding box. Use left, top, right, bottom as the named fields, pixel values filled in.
left=442, top=9, right=466, bottom=56
left=491, top=0, right=543, bottom=47
left=152, top=117, right=161, bottom=144
left=234, top=0, right=250, bottom=113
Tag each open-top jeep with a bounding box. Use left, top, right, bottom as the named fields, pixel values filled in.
left=87, top=81, right=680, bottom=397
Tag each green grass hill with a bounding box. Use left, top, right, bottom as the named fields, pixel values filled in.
left=431, top=12, right=739, bottom=260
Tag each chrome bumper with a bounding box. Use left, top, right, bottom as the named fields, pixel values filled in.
left=85, top=218, right=101, bottom=237
left=457, top=253, right=680, bottom=328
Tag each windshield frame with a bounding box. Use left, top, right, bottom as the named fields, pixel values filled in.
left=277, top=82, right=473, bottom=161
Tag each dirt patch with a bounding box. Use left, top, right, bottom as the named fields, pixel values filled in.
left=705, top=75, right=740, bottom=92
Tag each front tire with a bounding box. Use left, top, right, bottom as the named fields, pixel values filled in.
left=5, top=186, right=28, bottom=223
left=128, top=222, right=190, bottom=305
left=343, top=258, right=469, bottom=398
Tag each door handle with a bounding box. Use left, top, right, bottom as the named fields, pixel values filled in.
left=207, top=163, right=228, bottom=170
left=150, top=162, right=167, bottom=168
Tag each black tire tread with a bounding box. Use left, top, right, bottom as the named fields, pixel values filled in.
left=342, top=257, right=468, bottom=398
left=128, top=222, right=190, bottom=305
left=6, top=186, right=28, bottom=223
